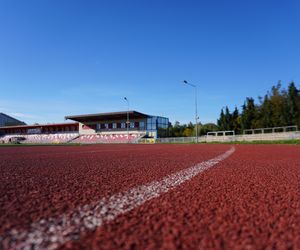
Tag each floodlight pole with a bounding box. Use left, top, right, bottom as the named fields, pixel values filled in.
left=124, top=97, right=130, bottom=143
left=183, top=80, right=198, bottom=143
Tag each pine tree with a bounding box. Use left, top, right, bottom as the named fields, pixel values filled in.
left=217, top=109, right=226, bottom=130
left=232, top=107, right=241, bottom=133
left=241, top=98, right=256, bottom=130
left=224, top=106, right=232, bottom=130
left=287, top=82, right=300, bottom=126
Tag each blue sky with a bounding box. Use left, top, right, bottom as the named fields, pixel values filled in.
left=0, top=0, right=300, bottom=125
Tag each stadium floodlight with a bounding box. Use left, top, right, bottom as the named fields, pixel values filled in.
left=182, top=80, right=199, bottom=143
left=124, top=97, right=130, bottom=143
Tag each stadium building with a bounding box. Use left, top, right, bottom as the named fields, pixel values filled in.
left=65, top=111, right=169, bottom=138
left=0, top=113, right=26, bottom=127
left=0, top=111, right=169, bottom=144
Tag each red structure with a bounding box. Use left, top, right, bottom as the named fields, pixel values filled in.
left=0, top=122, right=79, bottom=135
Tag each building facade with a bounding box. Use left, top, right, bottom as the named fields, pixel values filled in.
left=0, top=111, right=169, bottom=139
left=0, top=123, right=79, bottom=135
left=65, top=111, right=169, bottom=138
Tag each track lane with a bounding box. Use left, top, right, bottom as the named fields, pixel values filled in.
left=0, top=144, right=230, bottom=240
left=61, top=145, right=300, bottom=250
left=1, top=147, right=234, bottom=249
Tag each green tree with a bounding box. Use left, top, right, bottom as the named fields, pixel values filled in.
left=183, top=127, right=194, bottom=137
left=241, top=98, right=257, bottom=130
left=287, top=82, right=300, bottom=126
left=217, top=109, right=226, bottom=130
left=258, top=94, right=273, bottom=128
left=231, top=107, right=241, bottom=133
left=268, top=83, right=288, bottom=126
left=200, top=123, right=219, bottom=135
left=224, top=106, right=232, bottom=130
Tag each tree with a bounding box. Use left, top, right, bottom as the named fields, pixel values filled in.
left=217, top=109, right=226, bottom=131
left=287, top=82, right=300, bottom=126
left=183, top=127, right=194, bottom=137
left=231, top=107, right=241, bottom=133
left=259, top=94, right=273, bottom=127
left=268, top=82, right=288, bottom=126
left=200, top=123, right=219, bottom=135
left=217, top=81, right=300, bottom=133
left=224, top=106, right=232, bottom=130
left=241, top=98, right=257, bottom=130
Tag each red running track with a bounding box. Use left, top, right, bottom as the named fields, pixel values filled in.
left=1, top=144, right=300, bottom=249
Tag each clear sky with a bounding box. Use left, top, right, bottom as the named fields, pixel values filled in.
left=0, top=0, right=300, bottom=125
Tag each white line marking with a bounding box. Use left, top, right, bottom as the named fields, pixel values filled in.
left=1, top=147, right=235, bottom=250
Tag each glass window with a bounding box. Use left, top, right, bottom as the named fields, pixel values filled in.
left=139, top=121, right=145, bottom=129
left=113, top=123, right=117, bottom=129
left=121, top=122, right=126, bottom=129
left=152, top=123, right=157, bottom=130
left=147, top=122, right=152, bottom=130
left=105, top=123, right=108, bottom=129
left=130, top=122, right=134, bottom=128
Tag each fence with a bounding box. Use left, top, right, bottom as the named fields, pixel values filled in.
left=138, top=130, right=300, bottom=144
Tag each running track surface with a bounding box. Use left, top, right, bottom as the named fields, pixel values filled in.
left=0, top=144, right=300, bottom=249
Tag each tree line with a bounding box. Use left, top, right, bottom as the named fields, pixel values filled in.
left=168, top=82, right=300, bottom=137
left=217, top=82, right=300, bottom=134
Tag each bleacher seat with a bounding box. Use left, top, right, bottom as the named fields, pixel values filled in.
left=0, top=132, right=79, bottom=144
left=72, top=133, right=145, bottom=144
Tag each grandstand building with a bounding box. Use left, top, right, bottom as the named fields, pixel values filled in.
left=65, top=110, right=169, bottom=139
left=0, top=110, right=169, bottom=144
left=0, top=113, right=26, bottom=127
left=0, top=122, right=79, bottom=134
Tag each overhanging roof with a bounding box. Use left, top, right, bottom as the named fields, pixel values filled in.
left=65, top=111, right=150, bottom=122
left=0, top=122, right=78, bottom=130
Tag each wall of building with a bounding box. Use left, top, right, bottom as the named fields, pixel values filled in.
left=78, top=118, right=147, bottom=135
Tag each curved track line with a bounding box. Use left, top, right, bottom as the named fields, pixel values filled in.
left=1, top=147, right=235, bottom=250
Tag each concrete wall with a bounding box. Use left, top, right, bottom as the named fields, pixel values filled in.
left=153, top=131, right=300, bottom=143
left=206, top=131, right=300, bottom=142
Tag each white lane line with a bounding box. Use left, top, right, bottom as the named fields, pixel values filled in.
left=1, top=147, right=235, bottom=250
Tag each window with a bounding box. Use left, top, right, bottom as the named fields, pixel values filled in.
left=130, top=122, right=134, bottom=128
left=121, top=122, right=126, bottom=129
left=113, top=123, right=117, bottom=129
left=105, top=123, right=109, bottom=129
left=139, top=121, right=145, bottom=129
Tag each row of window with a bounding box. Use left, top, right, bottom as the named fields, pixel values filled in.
left=82, top=117, right=169, bottom=132
left=83, top=121, right=146, bottom=130
left=146, top=117, right=169, bottom=131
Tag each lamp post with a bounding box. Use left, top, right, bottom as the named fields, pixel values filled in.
left=182, top=80, right=198, bottom=143
left=124, top=97, right=130, bottom=143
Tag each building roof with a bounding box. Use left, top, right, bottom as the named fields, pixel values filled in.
left=0, top=113, right=26, bottom=126
left=0, top=122, right=78, bottom=130
left=65, top=111, right=150, bottom=122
